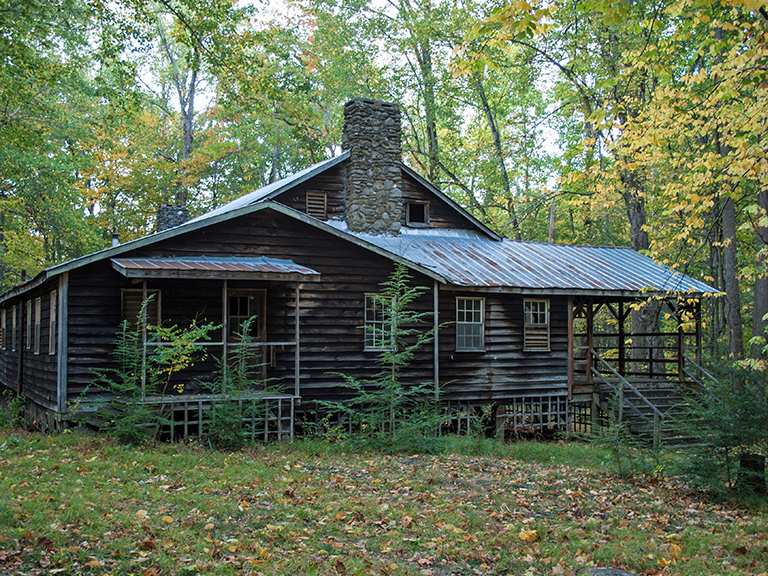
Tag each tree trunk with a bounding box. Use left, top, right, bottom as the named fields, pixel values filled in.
left=721, top=195, right=744, bottom=359
left=474, top=74, right=522, bottom=241
left=751, top=188, right=768, bottom=359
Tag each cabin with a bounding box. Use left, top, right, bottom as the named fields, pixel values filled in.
left=0, top=99, right=716, bottom=441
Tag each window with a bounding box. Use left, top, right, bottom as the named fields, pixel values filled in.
left=364, top=294, right=393, bottom=350
left=49, top=291, right=57, bottom=355
left=456, top=297, right=484, bottom=352
left=34, top=297, right=41, bottom=354
left=1, top=308, right=5, bottom=350
left=227, top=291, right=265, bottom=340
left=11, top=305, right=16, bottom=351
left=406, top=202, right=429, bottom=226
left=524, top=299, right=550, bottom=351
left=121, top=289, right=161, bottom=330
left=25, top=300, right=32, bottom=349
left=306, top=190, right=327, bottom=219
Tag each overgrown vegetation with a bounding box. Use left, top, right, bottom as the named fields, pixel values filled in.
left=318, top=264, right=443, bottom=453
left=676, top=365, right=768, bottom=497
left=92, top=298, right=218, bottom=444
left=1, top=429, right=766, bottom=576
left=202, top=317, right=279, bottom=450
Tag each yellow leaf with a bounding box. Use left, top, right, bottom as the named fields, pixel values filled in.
left=204, top=523, right=214, bottom=530
left=519, top=529, right=539, bottom=543
left=162, top=515, right=174, bottom=524
left=135, top=510, right=149, bottom=521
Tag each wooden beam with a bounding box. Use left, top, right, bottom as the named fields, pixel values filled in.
left=295, top=282, right=300, bottom=397
left=434, top=280, right=439, bottom=399
left=568, top=295, right=574, bottom=398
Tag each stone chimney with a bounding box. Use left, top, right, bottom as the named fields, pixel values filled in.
left=341, top=98, right=403, bottom=235
left=156, top=204, right=189, bottom=233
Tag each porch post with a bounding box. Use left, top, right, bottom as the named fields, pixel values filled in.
left=695, top=299, right=703, bottom=378
left=433, top=280, right=439, bottom=399
left=567, top=295, right=574, bottom=398
left=618, top=301, right=626, bottom=377
left=677, top=299, right=685, bottom=380
left=586, top=298, right=594, bottom=384
left=294, top=282, right=300, bottom=397
left=222, top=280, right=228, bottom=390
left=141, top=280, right=147, bottom=400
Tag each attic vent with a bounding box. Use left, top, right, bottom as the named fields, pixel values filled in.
left=306, top=190, right=327, bottom=219
left=407, top=202, right=429, bottom=227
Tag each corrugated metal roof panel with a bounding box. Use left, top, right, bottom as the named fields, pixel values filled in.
left=354, top=233, right=716, bottom=294
left=111, top=256, right=320, bottom=277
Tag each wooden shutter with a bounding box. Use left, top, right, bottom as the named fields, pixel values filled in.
left=306, top=190, right=327, bottom=219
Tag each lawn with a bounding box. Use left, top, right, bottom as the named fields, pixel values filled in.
left=0, top=430, right=766, bottom=576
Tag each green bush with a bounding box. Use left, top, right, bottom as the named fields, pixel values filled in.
left=676, top=364, right=768, bottom=497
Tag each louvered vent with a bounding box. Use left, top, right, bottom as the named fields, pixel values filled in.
left=306, top=190, right=327, bottom=219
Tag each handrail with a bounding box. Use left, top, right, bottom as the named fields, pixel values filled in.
left=681, top=354, right=718, bottom=384
left=590, top=368, right=653, bottom=428
left=589, top=348, right=664, bottom=449
left=590, top=349, right=664, bottom=420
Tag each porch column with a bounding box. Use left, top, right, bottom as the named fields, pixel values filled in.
left=222, top=280, right=228, bottom=389
left=695, top=299, right=703, bottom=378
left=586, top=298, right=594, bottom=384
left=295, top=282, right=300, bottom=397
left=677, top=300, right=685, bottom=380
left=57, top=273, right=69, bottom=414
left=141, top=280, right=147, bottom=400
left=568, top=296, right=575, bottom=399
left=618, top=301, right=626, bottom=377
left=433, top=280, right=439, bottom=399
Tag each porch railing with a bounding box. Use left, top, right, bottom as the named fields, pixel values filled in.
left=589, top=348, right=665, bottom=449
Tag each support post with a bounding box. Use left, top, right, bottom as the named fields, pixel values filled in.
left=222, top=280, right=228, bottom=392
left=567, top=296, right=574, bottom=398
left=141, top=280, right=147, bottom=400
left=586, top=299, right=594, bottom=384
left=295, top=282, right=301, bottom=397
left=677, top=300, right=685, bottom=381
left=433, top=280, right=439, bottom=399
left=618, top=301, right=626, bottom=377
left=695, top=299, right=703, bottom=379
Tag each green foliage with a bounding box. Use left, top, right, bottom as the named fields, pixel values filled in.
left=676, top=364, right=768, bottom=497
left=93, top=297, right=218, bottom=444
left=202, top=317, right=278, bottom=450
left=0, top=390, right=25, bottom=429
left=319, top=263, right=442, bottom=453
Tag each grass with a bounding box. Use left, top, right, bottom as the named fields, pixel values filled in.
left=0, top=429, right=766, bottom=576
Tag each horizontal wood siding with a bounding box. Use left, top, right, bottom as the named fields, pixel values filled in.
left=0, top=281, right=60, bottom=412
left=274, top=165, right=345, bottom=221
left=400, top=174, right=477, bottom=231
left=438, top=291, right=568, bottom=403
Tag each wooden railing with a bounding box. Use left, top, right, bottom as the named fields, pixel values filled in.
left=590, top=348, right=665, bottom=449
left=681, top=353, right=720, bottom=399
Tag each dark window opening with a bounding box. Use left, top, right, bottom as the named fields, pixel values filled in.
left=407, top=202, right=429, bottom=226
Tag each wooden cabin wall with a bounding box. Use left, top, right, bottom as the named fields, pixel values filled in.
left=399, top=176, right=477, bottom=231
left=0, top=281, right=60, bottom=419
left=437, top=291, right=569, bottom=403
left=64, top=211, right=436, bottom=408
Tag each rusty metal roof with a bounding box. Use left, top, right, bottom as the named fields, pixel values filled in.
left=111, top=256, right=320, bottom=280
left=354, top=230, right=716, bottom=295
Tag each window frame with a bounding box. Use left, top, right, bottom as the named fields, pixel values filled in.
left=227, top=289, right=266, bottom=341
left=364, top=294, right=394, bottom=351
left=455, top=297, right=485, bottom=352
left=1, top=308, right=5, bottom=350
left=25, top=300, right=32, bottom=350
left=523, top=299, right=550, bottom=352
left=11, top=305, right=16, bottom=351
left=34, top=297, right=41, bottom=355
left=49, top=291, right=57, bottom=355
left=406, top=201, right=430, bottom=227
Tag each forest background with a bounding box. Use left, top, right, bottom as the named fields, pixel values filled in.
left=1, top=0, right=767, bottom=365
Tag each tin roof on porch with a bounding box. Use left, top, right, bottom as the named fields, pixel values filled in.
left=111, top=256, right=320, bottom=281
left=351, top=230, right=717, bottom=296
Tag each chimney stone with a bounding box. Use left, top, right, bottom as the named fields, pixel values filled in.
left=341, top=98, right=402, bottom=235
left=157, top=204, right=189, bottom=233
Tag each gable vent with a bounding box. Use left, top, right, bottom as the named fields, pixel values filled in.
left=306, top=190, right=327, bottom=219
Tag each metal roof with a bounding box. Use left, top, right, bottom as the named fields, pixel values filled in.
left=352, top=231, right=717, bottom=296
left=111, top=256, right=320, bottom=280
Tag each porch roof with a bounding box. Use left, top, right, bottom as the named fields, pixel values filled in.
left=111, top=256, right=321, bottom=281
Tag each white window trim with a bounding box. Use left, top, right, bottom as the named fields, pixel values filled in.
left=34, top=297, right=41, bottom=355
left=524, top=298, right=550, bottom=352
left=364, top=294, right=394, bottom=351
left=11, top=305, right=16, bottom=351
left=49, top=291, right=57, bottom=355
left=25, top=300, right=32, bottom=350
left=1, top=308, right=5, bottom=350
left=456, top=297, right=485, bottom=352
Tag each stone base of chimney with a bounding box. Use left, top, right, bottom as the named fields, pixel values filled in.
left=157, top=205, right=189, bottom=232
